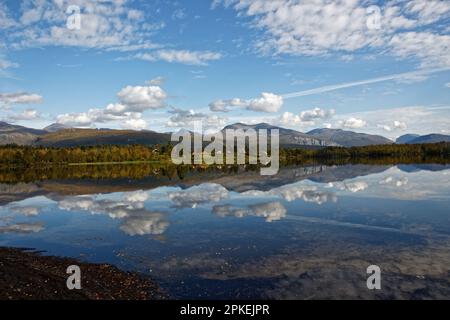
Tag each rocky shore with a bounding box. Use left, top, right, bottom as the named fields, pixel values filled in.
left=0, top=247, right=165, bottom=300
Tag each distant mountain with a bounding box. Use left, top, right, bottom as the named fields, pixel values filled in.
left=34, top=128, right=171, bottom=147
left=395, top=134, right=420, bottom=144
left=0, top=121, right=46, bottom=145
left=1, top=120, right=447, bottom=148
left=307, top=128, right=393, bottom=147
left=223, top=123, right=337, bottom=148
left=400, top=134, right=450, bottom=144
left=43, top=123, right=72, bottom=133
left=0, top=121, right=171, bottom=147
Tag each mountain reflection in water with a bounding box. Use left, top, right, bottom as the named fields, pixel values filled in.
left=1, top=163, right=450, bottom=299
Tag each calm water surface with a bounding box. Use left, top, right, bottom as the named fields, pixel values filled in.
left=1, top=164, right=450, bottom=299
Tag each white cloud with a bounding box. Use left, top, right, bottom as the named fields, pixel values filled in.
left=394, top=120, right=407, bottom=130
left=0, top=92, right=43, bottom=107
left=389, top=32, right=450, bottom=68
left=131, top=50, right=222, bottom=66
left=6, top=108, right=41, bottom=121
left=166, top=108, right=227, bottom=130
left=333, top=106, right=450, bottom=139
left=0, top=56, right=18, bottom=70
left=117, top=85, right=167, bottom=111
left=122, top=118, right=147, bottom=130
left=214, top=0, right=450, bottom=68
left=57, top=109, right=144, bottom=127
left=0, top=2, right=16, bottom=29
left=299, top=108, right=335, bottom=122
left=277, top=111, right=301, bottom=126
left=277, top=108, right=335, bottom=127
left=446, top=83, right=450, bottom=88
left=377, top=120, right=406, bottom=132
left=405, top=0, right=450, bottom=25
left=0, top=223, right=44, bottom=234
left=10, top=205, right=41, bottom=216
left=146, top=76, right=165, bottom=86
left=167, top=183, right=229, bottom=208
left=57, top=81, right=168, bottom=129
left=58, top=193, right=169, bottom=236
left=56, top=111, right=95, bottom=127
left=247, top=92, right=283, bottom=112
left=379, top=176, right=408, bottom=187
left=209, top=98, right=247, bottom=112
left=209, top=92, right=283, bottom=113
left=213, top=201, right=287, bottom=222
left=6, top=0, right=157, bottom=51
left=120, top=211, right=169, bottom=236
left=340, top=117, right=367, bottom=129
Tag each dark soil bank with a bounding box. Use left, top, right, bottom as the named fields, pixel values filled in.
left=0, top=247, right=165, bottom=300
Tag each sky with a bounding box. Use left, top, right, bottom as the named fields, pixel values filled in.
left=0, top=0, right=449, bottom=140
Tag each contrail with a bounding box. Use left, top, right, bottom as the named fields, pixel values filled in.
left=281, top=67, right=450, bottom=99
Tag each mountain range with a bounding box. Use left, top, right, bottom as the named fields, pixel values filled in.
left=306, top=128, right=392, bottom=147
left=1, top=120, right=449, bottom=148
left=396, top=134, right=450, bottom=144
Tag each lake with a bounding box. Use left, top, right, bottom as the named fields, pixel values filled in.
left=1, top=163, right=450, bottom=299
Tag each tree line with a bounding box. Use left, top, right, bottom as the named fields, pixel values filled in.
left=0, top=142, right=449, bottom=167
left=0, top=144, right=173, bottom=166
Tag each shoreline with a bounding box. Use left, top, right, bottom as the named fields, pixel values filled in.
left=0, top=247, right=166, bottom=300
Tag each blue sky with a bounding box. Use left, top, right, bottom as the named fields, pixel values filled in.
left=0, top=0, right=449, bottom=139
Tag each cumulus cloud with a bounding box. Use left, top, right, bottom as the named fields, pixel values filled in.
left=277, top=108, right=335, bottom=128
left=213, top=201, right=287, bottom=222
left=6, top=108, right=41, bottom=121
left=377, top=120, right=407, bottom=132
left=0, top=223, right=44, bottom=234
left=209, top=98, right=247, bottom=112
left=58, top=192, right=170, bottom=236
left=247, top=92, right=283, bottom=112
left=166, top=108, right=227, bottom=130
left=122, top=118, right=147, bottom=130
left=119, top=210, right=169, bottom=236
left=56, top=108, right=144, bottom=127
left=10, top=205, right=41, bottom=216
left=210, top=92, right=283, bottom=113
left=332, top=106, right=450, bottom=139
left=117, top=85, right=167, bottom=111
left=0, top=92, right=43, bottom=107
left=167, top=183, right=229, bottom=208
left=241, top=182, right=337, bottom=205
left=57, top=81, right=168, bottom=129
left=340, top=117, right=367, bottom=129
left=379, top=176, right=409, bottom=187
left=299, top=108, right=336, bottom=122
